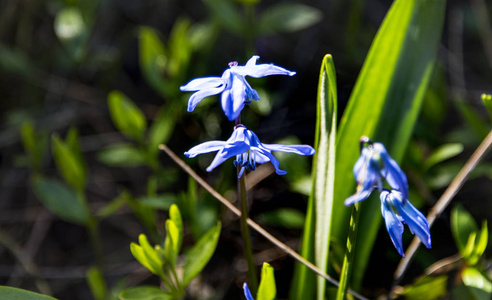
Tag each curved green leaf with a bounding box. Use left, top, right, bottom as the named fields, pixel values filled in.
left=332, top=0, right=446, bottom=289
left=32, top=176, right=89, bottom=226
left=0, top=286, right=58, bottom=300
left=119, top=286, right=172, bottom=300
left=108, top=90, right=147, bottom=142
left=257, top=263, right=276, bottom=300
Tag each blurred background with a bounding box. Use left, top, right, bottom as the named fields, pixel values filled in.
left=0, top=0, right=491, bottom=299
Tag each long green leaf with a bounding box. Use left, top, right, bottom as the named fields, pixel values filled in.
left=290, top=54, right=337, bottom=300
left=332, top=0, right=446, bottom=290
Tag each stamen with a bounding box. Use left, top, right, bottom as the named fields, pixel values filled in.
left=228, top=61, right=238, bottom=67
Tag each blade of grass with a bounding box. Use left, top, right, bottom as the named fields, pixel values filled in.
left=332, top=0, right=446, bottom=290
left=290, top=54, right=337, bottom=300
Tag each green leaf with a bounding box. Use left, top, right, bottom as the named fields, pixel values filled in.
left=163, top=220, right=179, bottom=267
left=331, top=0, right=446, bottom=289
left=401, top=275, right=448, bottom=300
left=21, top=122, right=37, bottom=161
left=130, top=234, right=164, bottom=279
left=32, top=176, right=89, bottom=226
left=52, top=134, right=86, bottom=192
left=424, top=143, right=464, bottom=170
left=257, top=208, right=305, bottom=229
left=169, top=204, right=183, bottom=253
left=108, top=90, right=147, bottom=142
left=148, top=105, right=175, bottom=154
left=257, top=263, right=276, bottom=300
left=451, top=205, right=478, bottom=258
left=258, top=3, right=322, bottom=35
left=182, top=222, right=221, bottom=286
left=0, top=286, right=58, bottom=300
left=86, top=266, right=107, bottom=300
left=202, top=0, right=244, bottom=35
left=97, top=144, right=146, bottom=167
left=138, top=27, right=169, bottom=98
left=291, top=54, right=337, bottom=300
left=138, top=195, right=176, bottom=210
left=462, top=267, right=492, bottom=294
left=119, top=286, right=172, bottom=300
left=482, top=94, right=492, bottom=123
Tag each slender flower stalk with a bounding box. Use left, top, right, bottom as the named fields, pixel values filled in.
left=180, top=56, right=295, bottom=121
left=238, top=164, right=258, bottom=294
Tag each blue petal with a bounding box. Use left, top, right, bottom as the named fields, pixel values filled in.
left=344, top=188, right=374, bottom=206
left=393, top=196, right=432, bottom=249
left=220, top=78, right=246, bottom=121
left=184, top=141, right=227, bottom=158
left=180, top=77, right=224, bottom=91
left=261, top=143, right=315, bottom=156
left=381, top=192, right=405, bottom=256
left=187, top=86, right=226, bottom=112
left=206, top=143, right=250, bottom=172
left=233, top=56, right=296, bottom=78
left=375, top=143, right=409, bottom=198
left=243, top=283, right=255, bottom=300
left=257, top=148, right=287, bottom=175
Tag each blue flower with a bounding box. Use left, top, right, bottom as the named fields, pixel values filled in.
left=345, top=137, right=408, bottom=206
left=180, top=56, right=296, bottom=121
left=380, top=190, right=432, bottom=256
left=184, top=125, right=315, bottom=177
left=243, top=283, right=254, bottom=300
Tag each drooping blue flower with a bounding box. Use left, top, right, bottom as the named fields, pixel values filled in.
left=184, top=124, right=315, bottom=177
left=243, top=283, right=254, bottom=300
left=380, top=190, right=432, bottom=256
left=180, top=56, right=296, bottom=121
left=345, top=137, right=408, bottom=206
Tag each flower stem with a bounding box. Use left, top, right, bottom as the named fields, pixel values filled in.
left=238, top=166, right=258, bottom=293
left=336, top=202, right=360, bottom=300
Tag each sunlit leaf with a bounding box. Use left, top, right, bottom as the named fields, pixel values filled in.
left=130, top=234, right=164, bottom=279
left=163, top=220, right=179, bottom=267
left=291, top=54, right=337, bottom=300
left=54, top=7, right=85, bottom=40
left=401, top=275, right=447, bottom=300
left=462, top=267, right=492, bottom=295
left=257, top=262, right=276, bottom=300
left=182, top=222, right=221, bottom=286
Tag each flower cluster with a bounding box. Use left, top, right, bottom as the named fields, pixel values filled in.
left=182, top=56, right=315, bottom=177
left=345, top=136, right=431, bottom=256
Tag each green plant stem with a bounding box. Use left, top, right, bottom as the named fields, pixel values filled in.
left=238, top=166, right=258, bottom=293
left=336, top=202, right=361, bottom=300
left=159, top=144, right=368, bottom=300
